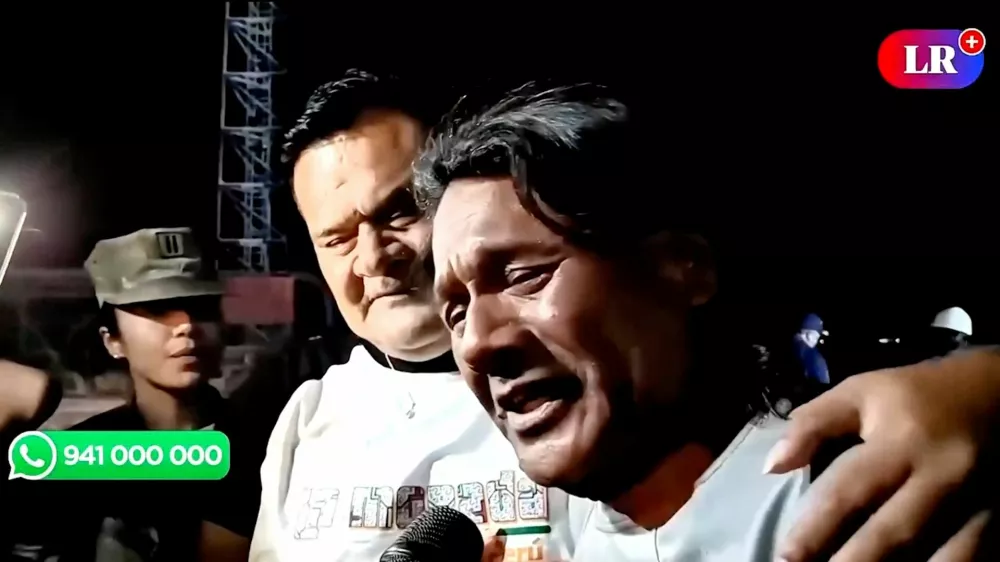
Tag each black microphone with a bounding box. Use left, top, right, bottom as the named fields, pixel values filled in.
left=379, top=506, right=484, bottom=562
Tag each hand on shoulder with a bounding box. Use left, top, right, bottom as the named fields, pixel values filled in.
left=767, top=347, right=1000, bottom=561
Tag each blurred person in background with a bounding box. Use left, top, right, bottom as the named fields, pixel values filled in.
left=0, top=189, right=64, bottom=450
left=794, top=313, right=829, bottom=385
left=7, top=227, right=225, bottom=562
left=925, top=306, right=973, bottom=358
left=893, top=306, right=973, bottom=366
left=0, top=305, right=66, bottom=556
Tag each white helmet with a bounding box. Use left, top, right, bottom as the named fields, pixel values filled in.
left=931, top=307, right=973, bottom=336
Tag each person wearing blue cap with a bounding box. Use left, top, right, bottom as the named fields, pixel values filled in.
left=794, top=313, right=830, bottom=385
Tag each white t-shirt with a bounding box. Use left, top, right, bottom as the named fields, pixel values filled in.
left=250, top=345, right=581, bottom=561
left=572, top=414, right=811, bottom=561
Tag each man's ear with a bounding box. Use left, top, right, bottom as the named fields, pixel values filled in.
left=99, top=327, right=124, bottom=360
left=644, top=232, right=717, bottom=306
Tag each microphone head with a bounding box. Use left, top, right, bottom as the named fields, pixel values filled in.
left=379, top=506, right=484, bottom=562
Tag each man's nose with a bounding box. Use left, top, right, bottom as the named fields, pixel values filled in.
left=352, top=223, right=395, bottom=278
left=456, top=296, right=530, bottom=380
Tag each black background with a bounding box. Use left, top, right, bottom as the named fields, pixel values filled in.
left=0, top=5, right=994, bottom=354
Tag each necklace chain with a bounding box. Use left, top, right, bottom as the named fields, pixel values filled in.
left=385, top=353, right=417, bottom=419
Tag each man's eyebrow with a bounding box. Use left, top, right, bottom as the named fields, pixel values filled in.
left=369, top=181, right=418, bottom=218
left=435, top=240, right=563, bottom=291
left=475, top=240, right=563, bottom=263
left=311, top=209, right=359, bottom=240
left=313, top=181, right=417, bottom=240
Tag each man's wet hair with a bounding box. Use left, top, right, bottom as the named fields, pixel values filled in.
left=282, top=69, right=442, bottom=168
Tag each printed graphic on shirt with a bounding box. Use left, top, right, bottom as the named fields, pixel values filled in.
left=292, top=477, right=569, bottom=560
left=350, top=486, right=394, bottom=528
left=294, top=488, right=340, bottom=540
left=293, top=470, right=550, bottom=535
left=396, top=485, right=426, bottom=528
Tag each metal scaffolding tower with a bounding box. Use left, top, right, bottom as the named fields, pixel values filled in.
left=217, top=2, right=285, bottom=272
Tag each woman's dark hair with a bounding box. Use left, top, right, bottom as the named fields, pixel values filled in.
left=98, top=304, right=120, bottom=336
left=412, top=82, right=771, bottom=451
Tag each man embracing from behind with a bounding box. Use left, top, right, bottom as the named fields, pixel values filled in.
left=247, top=71, right=579, bottom=561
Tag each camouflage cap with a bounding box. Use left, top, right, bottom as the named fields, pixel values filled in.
left=84, top=227, right=223, bottom=307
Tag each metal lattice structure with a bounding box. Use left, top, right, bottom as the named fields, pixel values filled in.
left=217, top=2, right=285, bottom=272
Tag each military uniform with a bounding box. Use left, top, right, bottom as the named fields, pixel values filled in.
left=7, top=228, right=224, bottom=562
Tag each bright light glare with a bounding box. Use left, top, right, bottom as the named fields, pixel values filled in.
left=0, top=191, right=27, bottom=288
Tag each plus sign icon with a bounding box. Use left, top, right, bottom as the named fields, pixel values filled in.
left=878, top=29, right=985, bottom=89
left=958, top=28, right=986, bottom=56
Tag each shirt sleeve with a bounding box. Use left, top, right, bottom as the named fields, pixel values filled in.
left=249, top=379, right=323, bottom=561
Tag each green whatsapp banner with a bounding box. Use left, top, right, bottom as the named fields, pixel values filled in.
left=7, top=430, right=230, bottom=481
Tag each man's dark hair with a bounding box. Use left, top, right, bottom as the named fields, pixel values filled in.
left=282, top=69, right=441, bottom=168
left=413, top=82, right=699, bottom=251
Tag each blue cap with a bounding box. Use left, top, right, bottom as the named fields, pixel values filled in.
left=801, top=313, right=823, bottom=332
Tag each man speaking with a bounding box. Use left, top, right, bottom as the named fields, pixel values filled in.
left=415, top=82, right=810, bottom=560
left=411, top=81, right=1000, bottom=560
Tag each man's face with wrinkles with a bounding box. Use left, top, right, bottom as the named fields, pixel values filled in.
left=293, top=109, right=448, bottom=360
left=431, top=176, right=712, bottom=494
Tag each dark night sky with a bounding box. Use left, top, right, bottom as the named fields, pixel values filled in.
left=0, top=5, right=994, bottom=341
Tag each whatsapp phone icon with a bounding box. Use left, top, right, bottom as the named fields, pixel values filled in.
left=8, top=430, right=57, bottom=480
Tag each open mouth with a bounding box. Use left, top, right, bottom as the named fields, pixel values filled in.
left=497, top=375, right=582, bottom=436
left=368, top=286, right=412, bottom=302
left=374, top=292, right=407, bottom=300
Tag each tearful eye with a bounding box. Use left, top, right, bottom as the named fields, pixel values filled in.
left=506, top=268, right=553, bottom=295
left=379, top=191, right=421, bottom=228
left=321, top=236, right=356, bottom=255
left=387, top=210, right=418, bottom=228
left=445, top=305, right=466, bottom=330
